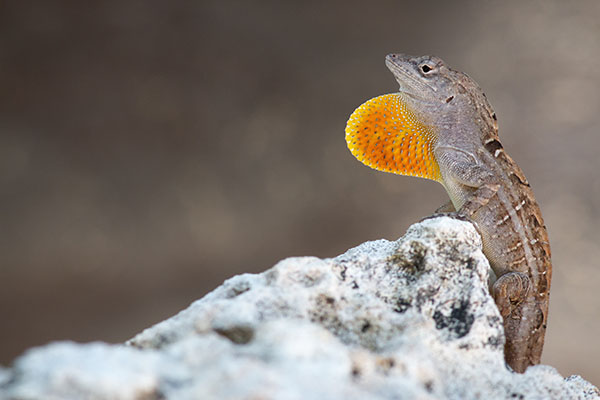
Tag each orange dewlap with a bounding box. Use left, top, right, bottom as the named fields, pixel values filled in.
left=345, top=93, right=441, bottom=182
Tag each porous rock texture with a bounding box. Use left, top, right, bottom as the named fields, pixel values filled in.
left=1, top=217, right=598, bottom=400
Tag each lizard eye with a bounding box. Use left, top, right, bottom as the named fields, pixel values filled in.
left=419, top=62, right=436, bottom=75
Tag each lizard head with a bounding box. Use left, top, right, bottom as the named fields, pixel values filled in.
left=345, top=53, right=497, bottom=183
left=385, top=53, right=498, bottom=140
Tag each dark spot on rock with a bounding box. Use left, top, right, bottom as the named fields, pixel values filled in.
left=340, top=266, right=347, bottom=280
left=487, top=315, right=502, bottom=326
left=424, top=380, right=434, bottom=392
left=415, top=286, right=440, bottom=308
left=432, top=299, right=474, bottom=338
left=351, top=366, right=361, bottom=379
left=141, top=389, right=166, bottom=400
left=309, top=296, right=345, bottom=335
left=361, top=321, right=371, bottom=333
left=408, top=242, right=427, bottom=271
left=133, top=332, right=173, bottom=350
left=510, top=393, right=524, bottom=399
left=394, top=298, right=412, bottom=313
left=465, top=258, right=474, bottom=270
left=377, top=357, right=395, bottom=370
left=390, top=241, right=428, bottom=276
left=214, top=325, right=255, bottom=344
left=351, top=281, right=359, bottom=289
left=299, top=271, right=324, bottom=287
left=486, top=334, right=504, bottom=349
left=154, top=334, right=172, bottom=348
left=314, top=293, right=339, bottom=310
left=225, top=284, right=251, bottom=299
left=263, top=269, right=279, bottom=285
left=0, top=371, right=17, bottom=389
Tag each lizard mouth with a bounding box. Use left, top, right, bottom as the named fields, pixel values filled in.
left=385, top=54, right=437, bottom=100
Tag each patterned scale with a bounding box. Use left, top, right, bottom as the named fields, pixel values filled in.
left=345, top=93, right=441, bottom=182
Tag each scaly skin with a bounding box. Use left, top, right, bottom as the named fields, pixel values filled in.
left=345, top=53, right=552, bottom=373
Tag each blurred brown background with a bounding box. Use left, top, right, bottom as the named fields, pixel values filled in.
left=1, top=0, right=599, bottom=385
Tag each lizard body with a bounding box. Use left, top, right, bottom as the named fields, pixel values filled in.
left=345, top=54, right=552, bottom=373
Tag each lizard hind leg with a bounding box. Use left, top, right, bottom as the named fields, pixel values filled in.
left=492, top=271, right=531, bottom=319
left=345, top=93, right=442, bottom=182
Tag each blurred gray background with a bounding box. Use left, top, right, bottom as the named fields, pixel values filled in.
left=1, top=0, right=599, bottom=385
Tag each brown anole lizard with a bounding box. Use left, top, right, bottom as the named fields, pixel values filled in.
left=345, top=53, right=552, bottom=373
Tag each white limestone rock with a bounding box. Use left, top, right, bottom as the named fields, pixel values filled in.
left=1, top=217, right=598, bottom=400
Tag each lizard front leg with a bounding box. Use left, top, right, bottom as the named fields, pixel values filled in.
left=456, top=182, right=500, bottom=219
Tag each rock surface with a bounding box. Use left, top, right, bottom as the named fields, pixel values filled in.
left=1, top=217, right=598, bottom=400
